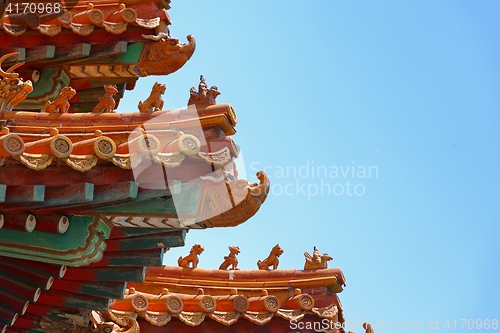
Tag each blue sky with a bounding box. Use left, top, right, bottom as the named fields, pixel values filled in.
left=118, top=1, right=500, bottom=332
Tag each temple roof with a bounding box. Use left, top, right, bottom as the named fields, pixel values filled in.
left=1, top=0, right=172, bottom=38
left=86, top=266, right=346, bottom=333
left=0, top=0, right=195, bottom=112
left=0, top=103, right=238, bottom=172
left=0, top=101, right=270, bottom=331
left=0, top=111, right=269, bottom=266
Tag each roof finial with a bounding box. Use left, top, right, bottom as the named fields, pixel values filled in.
left=188, top=75, right=220, bottom=108
left=304, top=246, right=333, bottom=270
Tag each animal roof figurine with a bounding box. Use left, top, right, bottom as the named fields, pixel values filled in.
left=178, top=244, right=204, bottom=269
left=219, top=246, right=240, bottom=270
left=187, top=75, right=220, bottom=108
left=93, top=85, right=119, bottom=113
left=44, top=86, right=77, bottom=113
left=138, top=82, right=166, bottom=113
left=257, top=244, right=284, bottom=271
left=304, top=246, right=333, bottom=270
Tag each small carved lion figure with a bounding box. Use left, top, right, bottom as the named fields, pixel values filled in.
left=178, top=244, right=204, bottom=268
left=138, top=82, right=166, bottom=113
left=219, top=246, right=240, bottom=270
left=257, top=244, right=284, bottom=271
left=44, top=86, right=76, bottom=113
left=304, top=246, right=333, bottom=270
left=92, top=85, right=118, bottom=113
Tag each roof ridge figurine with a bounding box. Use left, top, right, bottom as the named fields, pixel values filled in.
left=92, top=85, right=119, bottom=113
left=138, top=82, right=166, bottom=113
left=219, top=245, right=240, bottom=270
left=188, top=75, right=220, bottom=108
left=257, top=244, right=284, bottom=270
left=304, top=246, right=333, bottom=270
left=178, top=244, right=204, bottom=268
left=43, top=86, right=77, bottom=113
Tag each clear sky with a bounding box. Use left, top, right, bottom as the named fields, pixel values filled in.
left=118, top=1, right=500, bottom=332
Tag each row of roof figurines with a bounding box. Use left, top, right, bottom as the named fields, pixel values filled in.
left=0, top=52, right=219, bottom=112
left=178, top=244, right=333, bottom=271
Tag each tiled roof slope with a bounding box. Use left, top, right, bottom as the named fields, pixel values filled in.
left=82, top=266, right=347, bottom=333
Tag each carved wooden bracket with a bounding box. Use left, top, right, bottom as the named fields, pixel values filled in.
left=0, top=52, right=33, bottom=112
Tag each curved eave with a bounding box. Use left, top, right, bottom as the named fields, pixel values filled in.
left=0, top=0, right=171, bottom=38
left=2, top=103, right=236, bottom=132
left=94, top=265, right=345, bottom=331
left=143, top=266, right=346, bottom=292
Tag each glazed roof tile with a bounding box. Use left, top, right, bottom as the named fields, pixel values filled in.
left=1, top=0, right=171, bottom=37
left=89, top=266, right=346, bottom=332
left=0, top=104, right=237, bottom=173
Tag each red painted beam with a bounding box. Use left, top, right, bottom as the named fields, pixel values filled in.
left=0, top=290, right=29, bottom=315
left=0, top=183, right=94, bottom=213
left=4, top=185, right=45, bottom=203
left=51, top=279, right=126, bottom=299
left=0, top=166, right=133, bottom=187
left=37, top=289, right=110, bottom=312
left=35, top=181, right=139, bottom=215
left=1, top=213, right=36, bottom=232
left=0, top=275, right=41, bottom=301
left=33, top=214, right=70, bottom=234
left=64, top=266, right=145, bottom=282
left=5, top=326, right=29, bottom=333
left=0, top=162, right=216, bottom=187
left=0, top=28, right=149, bottom=51
left=24, top=303, right=49, bottom=317
left=0, top=257, right=66, bottom=278
left=0, top=306, right=17, bottom=327
left=5, top=313, right=37, bottom=330
left=0, top=261, right=53, bottom=289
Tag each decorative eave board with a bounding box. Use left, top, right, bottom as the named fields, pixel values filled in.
left=77, top=266, right=346, bottom=333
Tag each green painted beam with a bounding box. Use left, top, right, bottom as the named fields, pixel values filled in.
left=114, top=42, right=143, bottom=63
left=105, top=230, right=186, bottom=252
left=0, top=216, right=110, bottom=266
left=35, top=181, right=139, bottom=215
left=81, top=282, right=127, bottom=300
left=27, top=67, right=70, bottom=98
left=109, top=227, right=175, bottom=239
left=136, top=187, right=172, bottom=201
left=93, top=183, right=201, bottom=215
left=93, top=196, right=177, bottom=214
left=0, top=185, right=5, bottom=202
left=96, top=248, right=165, bottom=267
left=93, top=181, right=138, bottom=203
left=3, top=183, right=95, bottom=211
